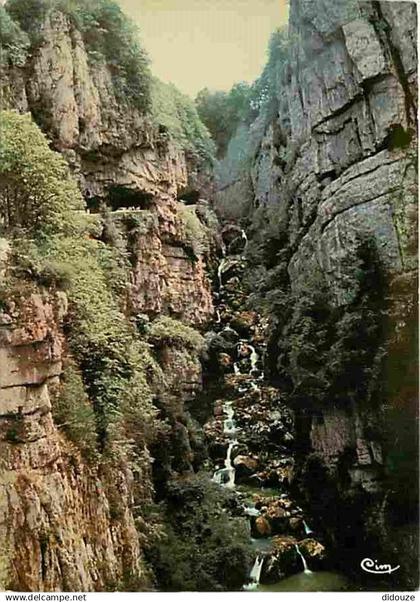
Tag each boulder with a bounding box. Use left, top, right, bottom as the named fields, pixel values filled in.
left=218, top=352, right=233, bottom=370
left=233, top=454, right=259, bottom=484
left=230, top=311, right=258, bottom=336
left=253, top=516, right=272, bottom=537
left=298, top=538, right=326, bottom=570
left=261, top=536, right=301, bottom=584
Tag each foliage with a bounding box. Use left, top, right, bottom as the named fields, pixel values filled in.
left=248, top=27, right=289, bottom=118
left=148, top=316, right=204, bottom=352
left=0, top=113, right=162, bottom=457
left=253, top=238, right=387, bottom=411
left=0, top=111, right=84, bottom=237
left=0, top=5, right=29, bottom=66
left=150, top=78, right=215, bottom=162
left=178, top=204, right=209, bottom=258
left=195, top=82, right=251, bottom=157
left=213, top=28, right=291, bottom=221
left=147, top=474, right=253, bottom=591
left=5, top=0, right=152, bottom=111
left=52, top=362, right=99, bottom=459
left=196, top=28, right=289, bottom=160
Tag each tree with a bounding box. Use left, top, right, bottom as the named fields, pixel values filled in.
left=5, top=0, right=152, bottom=111
left=195, top=82, right=251, bottom=157
left=0, top=111, right=84, bottom=236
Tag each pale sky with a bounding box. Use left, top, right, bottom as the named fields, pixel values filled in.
left=118, top=0, right=289, bottom=97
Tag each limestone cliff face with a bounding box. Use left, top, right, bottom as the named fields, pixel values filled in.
left=123, top=199, right=214, bottom=327
left=0, top=7, right=216, bottom=591
left=255, top=0, right=416, bottom=477
left=1, top=10, right=197, bottom=201
left=0, top=7, right=215, bottom=325
left=227, top=0, right=418, bottom=584
left=0, top=277, right=148, bottom=591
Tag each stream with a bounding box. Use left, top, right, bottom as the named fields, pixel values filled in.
left=206, top=226, right=351, bottom=592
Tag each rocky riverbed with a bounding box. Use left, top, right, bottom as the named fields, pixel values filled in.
left=202, top=224, right=350, bottom=590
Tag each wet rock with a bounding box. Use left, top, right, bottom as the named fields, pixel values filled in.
left=261, top=536, right=301, bottom=583
left=298, top=538, right=326, bottom=570
left=221, top=224, right=244, bottom=247
left=214, top=401, right=224, bottom=417
left=218, top=353, right=233, bottom=371
left=224, top=277, right=241, bottom=292
left=289, top=517, right=304, bottom=532
left=228, top=236, right=246, bottom=255
left=233, top=455, right=259, bottom=484
left=253, top=516, right=272, bottom=537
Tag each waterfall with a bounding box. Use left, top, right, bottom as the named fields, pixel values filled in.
left=223, top=401, right=237, bottom=434
left=303, top=520, right=314, bottom=535
left=213, top=402, right=237, bottom=488
left=248, top=345, right=259, bottom=370
left=224, top=401, right=234, bottom=420
left=224, top=418, right=237, bottom=436
left=218, top=258, right=228, bottom=289
left=241, top=229, right=248, bottom=253
left=244, top=555, right=264, bottom=590
left=215, top=309, right=221, bottom=324
left=295, top=545, right=312, bottom=574
left=224, top=440, right=237, bottom=488
left=212, top=441, right=237, bottom=488
left=243, top=505, right=260, bottom=517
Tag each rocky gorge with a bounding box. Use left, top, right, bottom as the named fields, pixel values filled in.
left=0, top=0, right=418, bottom=593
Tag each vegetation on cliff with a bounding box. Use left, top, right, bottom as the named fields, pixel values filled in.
left=151, top=78, right=215, bottom=162
left=148, top=476, right=253, bottom=591
left=0, top=109, right=253, bottom=591
left=0, top=111, right=83, bottom=234
left=196, top=28, right=288, bottom=161
left=0, top=111, right=159, bottom=456
left=5, top=0, right=152, bottom=111
left=0, top=4, right=29, bottom=66
left=1, top=0, right=214, bottom=161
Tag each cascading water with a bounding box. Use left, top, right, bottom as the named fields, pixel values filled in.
left=241, top=229, right=248, bottom=253
left=295, top=545, right=312, bottom=575
left=224, top=440, right=237, bottom=488
left=213, top=402, right=238, bottom=488
left=218, top=258, right=228, bottom=289
left=248, top=345, right=259, bottom=371
left=213, top=238, right=332, bottom=591
left=244, top=555, right=265, bottom=590
left=303, top=520, right=314, bottom=535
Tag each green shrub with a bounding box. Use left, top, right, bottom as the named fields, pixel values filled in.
left=195, top=82, right=251, bottom=157
left=151, top=78, right=215, bottom=162
left=34, top=236, right=160, bottom=440
left=148, top=316, right=204, bottom=351
left=52, top=363, right=99, bottom=460
left=0, top=111, right=84, bottom=236
left=0, top=113, right=162, bottom=452
left=5, top=0, right=152, bottom=111
left=178, top=204, right=209, bottom=258
left=0, top=5, right=29, bottom=66
left=148, top=475, right=253, bottom=591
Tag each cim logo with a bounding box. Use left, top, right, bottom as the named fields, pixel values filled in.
left=361, top=558, right=400, bottom=575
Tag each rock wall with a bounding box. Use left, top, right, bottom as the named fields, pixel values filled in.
left=0, top=6, right=216, bottom=591
left=230, top=0, right=417, bottom=587
left=0, top=280, right=149, bottom=591
left=0, top=10, right=205, bottom=201
left=122, top=199, right=214, bottom=327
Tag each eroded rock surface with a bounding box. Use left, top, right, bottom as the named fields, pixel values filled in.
left=0, top=287, right=148, bottom=591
